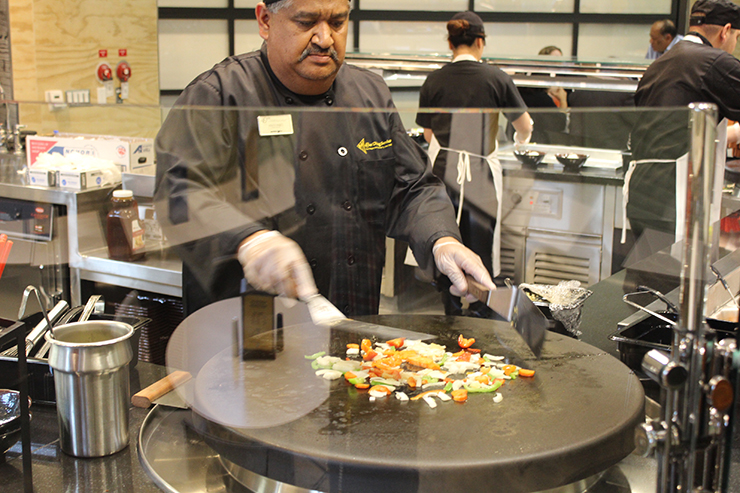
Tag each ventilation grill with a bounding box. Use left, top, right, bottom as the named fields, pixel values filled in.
left=498, top=245, right=517, bottom=281
left=532, top=252, right=593, bottom=286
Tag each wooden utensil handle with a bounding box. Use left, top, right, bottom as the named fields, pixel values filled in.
left=465, top=275, right=490, bottom=303
left=132, top=370, right=191, bottom=408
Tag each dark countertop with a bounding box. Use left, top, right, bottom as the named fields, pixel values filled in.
left=2, top=362, right=168, bottom=493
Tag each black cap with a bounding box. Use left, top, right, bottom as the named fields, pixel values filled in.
left=690, top=0, right=740, bottom=30
left=450, top=11, right=486, bottom=38
left=263, top=0, right=281, bottom=4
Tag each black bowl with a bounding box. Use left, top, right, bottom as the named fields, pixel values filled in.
left=513, top=150, right=546, bottom=166
left=555, top=153, right=589, bottom=169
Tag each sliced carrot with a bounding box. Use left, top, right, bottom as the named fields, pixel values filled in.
left=361, top=338, right=373, bottom=353
left=407, top=377, right=417, bottom=388
left=344, top=372, right=357, bottom=380
left=354, top=383, right=370, bottom=389
left=480, top=367, right=491, bottom=375
left=466, top=348, right=481, bottom=353
left=518, top=369, right=536, bottom=378
left=369, top=385, right=391, bottom=394
left=346, top=343, right=359, bottom=349
left=363, top=350, right=378, bottom=361
left=410, top=390, right=443, bottom=401
left=451, top=389, right=468, bottom=402
left=503, top=364, right=517, bottom=376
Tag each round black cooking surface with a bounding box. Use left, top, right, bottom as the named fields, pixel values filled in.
left=166, top=298, right=644, bottom=493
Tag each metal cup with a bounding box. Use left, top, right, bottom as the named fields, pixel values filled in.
left=46, top=321, right=133, bottom=457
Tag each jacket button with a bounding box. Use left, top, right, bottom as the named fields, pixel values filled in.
left=299, top=150, right=308, bottom=161
left=309, top=259, right=318, bottom=268
left=325, top=97, right=334, bottom=106
left=337, top=147, right=348, bottom=156
left=306, top=204, right=316, bottom=215
left=342, top=200, right=352, bottom=211
left=285, top=96, right=294, bottom=104
left=347, top=255, right=355, bottom=265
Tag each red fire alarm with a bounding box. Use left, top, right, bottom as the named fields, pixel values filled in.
left=97, top=63, right=113, bottom=82
left=116, top=61, right=131, bottom=82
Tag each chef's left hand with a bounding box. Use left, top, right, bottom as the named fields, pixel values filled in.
left=432, top=237, right=494, bottom=301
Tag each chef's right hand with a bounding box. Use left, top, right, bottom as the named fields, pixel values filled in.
left=237, top=230, right=318, bottom=300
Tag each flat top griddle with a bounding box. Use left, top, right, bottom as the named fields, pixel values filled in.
left=166, top=298, right=645, bottom=493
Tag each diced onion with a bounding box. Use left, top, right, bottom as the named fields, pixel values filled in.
left=346, top=347, right=360, bottom=356
left=396, top=392, right=409, bottom=401
left=437, top=392, right=451, bottom=402
left=316, top=369, right=343, bottom=380
left=423, top=395, right=437, bottom=408
left=369, top=389, right=389, bottom=398
left=333, top=360, right=361, bottom=372
left=484, top=354, right=505, bottom=361
left=493, top=393, right=503, bottom=403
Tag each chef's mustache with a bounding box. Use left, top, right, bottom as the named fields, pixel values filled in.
left=299, top=46, right=340, bottom=62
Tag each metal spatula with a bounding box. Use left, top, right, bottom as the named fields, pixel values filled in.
left=463, top=276, right=547, bottom=357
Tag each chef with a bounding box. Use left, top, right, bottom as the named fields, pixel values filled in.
left=415, top=10, right=532, bottom=317
left=626, top=0, right=740, bottom=252
left=154, top=0, right=493, bottom=316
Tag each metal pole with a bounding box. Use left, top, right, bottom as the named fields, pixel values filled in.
left=657, top=103, right=717, bottom=492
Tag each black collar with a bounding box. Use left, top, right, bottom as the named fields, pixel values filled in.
left=686, top=31, right=714, bottom=47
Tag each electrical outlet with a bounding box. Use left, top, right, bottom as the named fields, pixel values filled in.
left=45, top=90, right=66, bottom=111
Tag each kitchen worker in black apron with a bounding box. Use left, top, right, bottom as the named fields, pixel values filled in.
left=415, top=10, right=532, bottom=316
left=625, top=0, right=740, bottom=258
left=154, top=0, right=494, bottom=317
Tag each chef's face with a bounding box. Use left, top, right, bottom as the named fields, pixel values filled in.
left=649, top=24, right=671, bottom=52
left=257, top=0, right=350, bottom=96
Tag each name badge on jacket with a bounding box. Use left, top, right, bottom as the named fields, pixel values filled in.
left=258, top=115, right=294, bottom=136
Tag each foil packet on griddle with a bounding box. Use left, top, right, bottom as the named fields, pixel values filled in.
left=520, top=281, right=593, bottom=337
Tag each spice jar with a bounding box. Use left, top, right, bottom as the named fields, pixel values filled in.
left=106, top=190, right=145, bottom=261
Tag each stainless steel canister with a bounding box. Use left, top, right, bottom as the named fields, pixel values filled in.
left=46, top=321, right=133, bottom=457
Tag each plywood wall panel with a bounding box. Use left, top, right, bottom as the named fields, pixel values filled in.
left=9, top=0, right=160, bottom=137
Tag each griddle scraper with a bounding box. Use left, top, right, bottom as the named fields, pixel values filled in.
left=464, top=276, right=546, bottom=357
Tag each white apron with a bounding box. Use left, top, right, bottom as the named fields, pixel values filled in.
left=622, top=119, right=728, bottom=245
left=405, top=134, right=503, bottom=278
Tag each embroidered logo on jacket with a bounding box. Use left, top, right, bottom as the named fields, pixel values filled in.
left=357, top=138, right=392, bottom=155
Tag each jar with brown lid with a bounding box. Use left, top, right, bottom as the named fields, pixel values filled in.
left=106, top=189, right=145, bottom=261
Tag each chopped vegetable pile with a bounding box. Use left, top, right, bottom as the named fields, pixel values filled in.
left=306, top=334, right=535, bottom=408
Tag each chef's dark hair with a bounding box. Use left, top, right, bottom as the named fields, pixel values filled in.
left=447, top=11, right=486, bottom=47
left=447, top=20, right=486, bottom=47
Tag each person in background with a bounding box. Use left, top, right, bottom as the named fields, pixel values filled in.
left=626, top=0, right=740, bottom=256
left=415, top=10, right=532, bottom=317
left=154, top=0, right=494, bottom=317
left=511, top=45, right=570, bottom=145
left=646, top=19, right=684, bottom=59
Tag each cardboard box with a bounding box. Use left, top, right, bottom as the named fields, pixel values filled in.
left=27, top=134, right=155, bottom=174
left=58, top=169, right=105, bottom=190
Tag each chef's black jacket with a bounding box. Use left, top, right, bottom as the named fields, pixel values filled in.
left=154, top=44, right=461, bottom=316
left=628, top=33, right=740, bottom=232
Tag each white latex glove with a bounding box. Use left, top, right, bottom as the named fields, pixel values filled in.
left=432, top=239, right=495, bottom=301
left=237, top=230, right=318, bottom=300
